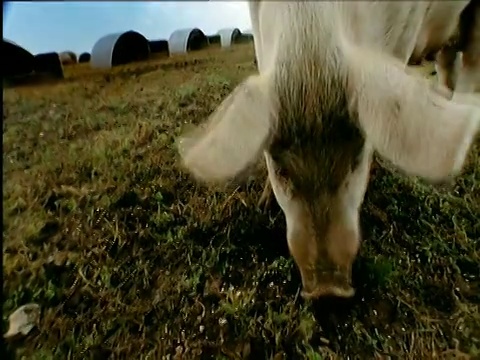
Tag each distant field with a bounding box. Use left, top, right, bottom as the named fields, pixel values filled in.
left=3, top=43, right=479, bottom=359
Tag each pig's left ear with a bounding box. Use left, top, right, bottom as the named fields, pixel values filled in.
left=345, top=43, right=480, bottom=182
left=177, top=73, right=276, bottom=183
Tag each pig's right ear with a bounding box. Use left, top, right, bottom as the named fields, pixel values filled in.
left=177, top=73, right=276, bottom=183
left=346, top=44, right=480, bottom=182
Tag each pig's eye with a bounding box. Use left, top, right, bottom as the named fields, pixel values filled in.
left=274, top=166, right=295, bottom=195
left=268, top=156, right=294, bottom=193
left=275, top=166, right=289, bottom=181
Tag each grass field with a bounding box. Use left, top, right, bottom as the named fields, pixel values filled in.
left=3, top=43, right=480, bottom=359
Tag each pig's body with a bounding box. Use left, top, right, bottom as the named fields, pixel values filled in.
left=178, top=1, right=480, bottom=298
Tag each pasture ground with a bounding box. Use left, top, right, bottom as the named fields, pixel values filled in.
left=3, top=43, right=480, bottom=359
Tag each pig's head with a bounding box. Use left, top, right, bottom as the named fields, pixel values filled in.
left=262, top=106, right=371, bottom=299
left=177, top=45, right=480, bottom=299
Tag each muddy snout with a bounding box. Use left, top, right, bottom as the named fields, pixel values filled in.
left=290, top=223, right=360, bottom=300
left=299, top=264, right=356, bottom=300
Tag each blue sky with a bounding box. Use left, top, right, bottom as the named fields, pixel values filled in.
left=3, top=1, right=252, bottom=55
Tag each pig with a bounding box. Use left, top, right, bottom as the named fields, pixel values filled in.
left=177, top=1, right=480, bottom=299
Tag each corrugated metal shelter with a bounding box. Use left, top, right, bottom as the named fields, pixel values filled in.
left=240, top=29, right=255, bottom=43
left=238, top=33, right=254, bottom=43
left=217, top=28, right=241, bottom=48
left=168, top=28, right=208, bottom=54
left=3, top=39, right=35, bottom=78
left=148, top=40, right=169, bottom=56
left=91, top=30, right=150, bottom=69
left=207, top=34, right=221, bottom=46
left=34, top=52, right=64, bottom=79
left=59, top=51, right=77, bottom=65
left=79, top=52, right=91, bottom=63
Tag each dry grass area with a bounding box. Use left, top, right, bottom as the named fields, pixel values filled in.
left=3, top=43, right=480, bottom=359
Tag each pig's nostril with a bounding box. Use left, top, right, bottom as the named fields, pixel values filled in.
left=301, top=284, right=355, bottom=300
left=299, top=265, right=356, bottom=300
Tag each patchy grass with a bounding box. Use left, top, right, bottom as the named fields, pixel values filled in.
left=3, top=43, right=479, bottom=359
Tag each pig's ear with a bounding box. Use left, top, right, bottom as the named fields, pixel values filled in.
left=346, top=44, right=480, bottom=182
left=177, top=73, right=276, bottom=183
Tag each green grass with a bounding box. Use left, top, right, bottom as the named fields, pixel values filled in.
left=3, top=43, right=479, bottom=359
